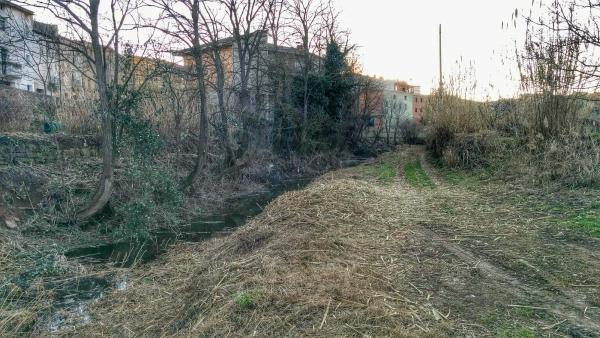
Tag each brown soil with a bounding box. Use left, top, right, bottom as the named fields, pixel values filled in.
left=68, top=146, right=600, bottom=337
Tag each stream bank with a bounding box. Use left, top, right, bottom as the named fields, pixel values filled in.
left=0, top=150, right=372, bottom=335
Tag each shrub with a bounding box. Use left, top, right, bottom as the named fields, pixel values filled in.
left=442, top=131, right=499, bottom=169
left=112, top=161, right=183, bottom=241
left=0, top=89, right=33, bottom=131
left=423, top=59, right=494, bottom=161
left=530, top=133, right=600, bottom=187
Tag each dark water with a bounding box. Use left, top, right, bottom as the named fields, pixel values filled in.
left=43, top=179, right=312, bottom=332
left=65, top=178, right=312, bottom=266
left=46, top=159, right=371, bottom=332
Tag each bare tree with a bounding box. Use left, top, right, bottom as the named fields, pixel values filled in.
left=287, top=0, right=325, bottom=147
left=520, top=0, right=592, bottom=135
left=220, top=0, right=271, bottom=158
left=22, top=0, right=153, bottom=220
left=149, top=0, right=210, bottom=188
left=197, top=1, right=236, bottom=166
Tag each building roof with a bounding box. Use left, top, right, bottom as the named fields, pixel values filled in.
left=0, top=0, right=34, bottom=15
left=33, top=21, right=59, bottom=37
left=173, top=30, right=268, bottom=56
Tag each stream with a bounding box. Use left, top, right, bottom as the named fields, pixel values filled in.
left=41, top=157, right=371, bottom=332
left=65, top=178, right=312, bottom=266
left=42, top=178, right=313, bottom=332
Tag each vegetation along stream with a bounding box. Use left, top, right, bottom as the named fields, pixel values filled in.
left=40, top=178, right=314, bottom=332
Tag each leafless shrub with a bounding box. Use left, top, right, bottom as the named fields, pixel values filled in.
left=526, top=132, right=600, bottom=186
left=423, top=63, right=493, bottom=166
left=0, top=90, right=33, bottom=131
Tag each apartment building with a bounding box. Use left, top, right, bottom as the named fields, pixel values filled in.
left=175, top=30, right=319, bottom=123
left=362, top=78, right=420, bottom=132
left=0, top=0, right=60, bottom=94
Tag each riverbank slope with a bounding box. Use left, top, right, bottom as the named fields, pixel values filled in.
left=70, top=146, right=600, bottom=337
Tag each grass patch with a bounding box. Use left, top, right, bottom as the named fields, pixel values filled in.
left=362, top=155, right=399, bottom=184
left=375, top=163, right=396, bottom=184
left=235, top=292, right=256, bottom=310
left=497, top=327, right=536, bottom=338
left=568, top=214, right=600, bottom=237
left=404, top=160, right=434, bottom=189
left=444, top=171, right=467, bottom=185
left=440, top=201, right=455, bottom=215
left=440, top=169, right=481, bottom=191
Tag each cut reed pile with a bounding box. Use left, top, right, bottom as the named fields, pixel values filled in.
left=72, top=172, right=454, bottom=337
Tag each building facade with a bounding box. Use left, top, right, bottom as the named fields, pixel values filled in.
left=175, top=31, right=320, bottom=125
left=0, top=1, right=60, bottom=94
left=363, top=78, right=420, bottom=133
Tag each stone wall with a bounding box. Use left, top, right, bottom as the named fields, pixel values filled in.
left=0, top=133, right=99, bottom=166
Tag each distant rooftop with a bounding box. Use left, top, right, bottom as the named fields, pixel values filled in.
left=33, top=21, right=59, bottom=37
left=0, top=0, right=34, bottom=15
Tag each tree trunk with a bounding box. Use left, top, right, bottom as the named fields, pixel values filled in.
left=77, top=0, right=113, bottom=221
left=214, top=50, right=235, bottom=167
left=181, top=1, right=208, bottom=190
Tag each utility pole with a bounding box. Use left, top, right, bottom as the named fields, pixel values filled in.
left=439, top=24, right=443, bottom=91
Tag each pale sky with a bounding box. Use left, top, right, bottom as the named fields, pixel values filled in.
left=337, top=0, right=534, bottom=99
left=23, top=0, right=539, bottom=99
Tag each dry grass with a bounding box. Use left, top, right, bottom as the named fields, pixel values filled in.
left=69, top=146, right=600, bottom=337
left=0, top=232, right=52, bottom=336
left=70, top=149, right=458, bottom=337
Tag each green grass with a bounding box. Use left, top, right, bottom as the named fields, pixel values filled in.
left=362, top=156, right=399, bottom=184
left=568, top=214, right=600, bottom=237
left=404, top=160, right=434, bottom=189
left=439, top=168, right=482, bottom=191
left=235, top=292, right=256, bottom=310
left=497, top=327, right=535, bottom=338
left=375, top=163, right=397, bottom=184
left=444, top=171, right=467, bottom=185
left=440, top=201, right=455, bottom=215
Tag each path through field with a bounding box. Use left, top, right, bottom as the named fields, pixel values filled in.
left=76, top=146, right=600, bottom=337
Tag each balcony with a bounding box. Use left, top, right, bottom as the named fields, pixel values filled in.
left=1, top=61, right=23, bottom=80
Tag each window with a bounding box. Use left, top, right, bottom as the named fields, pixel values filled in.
left=0, top=17, right=6, bottom=31
left=404, top=96, right=407, bottom=100
left=0, top=47, right=7, bottom=75
left=367, top=116, right=375, bottom=127
left=414, top=108, right=417, bottom=113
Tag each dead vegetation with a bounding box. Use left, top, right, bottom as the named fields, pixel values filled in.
left=66, top=146, right=600, bottom=337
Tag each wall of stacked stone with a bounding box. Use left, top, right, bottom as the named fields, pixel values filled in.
left=0, top=133, right=100, bottom=166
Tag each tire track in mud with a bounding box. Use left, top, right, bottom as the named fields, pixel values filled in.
left=415, top=225, right=600, bottom=336
left=410, top=151, right=600, bottom=336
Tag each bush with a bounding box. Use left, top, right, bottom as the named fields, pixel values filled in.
left=112, top=161, right=183, bottom=241
left=424, top=85, right=493, bottom=167
left=0, top=89, right=33, bottom=131
left=442, top=131, right=499, bottom=169
left=530, top=133, right=600, bottom=187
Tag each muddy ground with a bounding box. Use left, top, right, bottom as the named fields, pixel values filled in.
left=61, top=145, right=599, bottom=337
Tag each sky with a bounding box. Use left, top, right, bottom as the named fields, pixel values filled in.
left=336, top=0, right=535, bottom=98
left=21, top=0, right=540, bottom=99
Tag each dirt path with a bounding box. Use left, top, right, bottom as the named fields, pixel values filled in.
left=73, top=146, right=600, bottom=337
left=407, top=146, right=600, bottom=337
